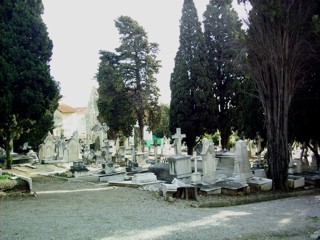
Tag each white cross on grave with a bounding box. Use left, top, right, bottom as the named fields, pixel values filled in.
left=172, top=128, right=186, bottom=155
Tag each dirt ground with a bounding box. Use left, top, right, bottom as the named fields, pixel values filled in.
left=1, top=171, right=320, bottom=240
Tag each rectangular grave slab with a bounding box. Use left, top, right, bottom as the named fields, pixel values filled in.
left=200, top=186, right=222, bottom=195
left=161, top=183, right=178, bottom=197
left=288, top=175, right=305, bottom=189
left=131, top=172, right=157, bottom=183
left=247, top=177, right=272, bottom=191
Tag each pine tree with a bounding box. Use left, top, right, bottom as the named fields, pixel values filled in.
left=97, top=16, right=161, bottom=149
left=0, top=0, right=60, bottom=169
left=170, top=0, right=215, bottom=154
left=96, top=51, right=136, bottom=138
left=203, top=0, right=245, bottom=149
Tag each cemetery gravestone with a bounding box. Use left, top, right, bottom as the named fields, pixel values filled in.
left=67, top=135, right=80, bottom=162
left=172, top=128, right=186, bottom=155
left=233, top=140, right=253, bottom=180
left=200, top=139, right=218, bottom=183
left=55, top=137, right=64, bottom=160
left=168, top=128, right=191, bottom=179
left=40, top=132, right=56, bottom=162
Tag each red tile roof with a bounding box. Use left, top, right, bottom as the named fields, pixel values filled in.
left=58, top=103, right=77, bottom=113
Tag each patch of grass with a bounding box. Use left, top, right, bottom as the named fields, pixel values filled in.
left=308, top=216, right=320, bottom=222
left=54, top=172, right=69, bottom=178
left=0, top=172, right=12, bottom=181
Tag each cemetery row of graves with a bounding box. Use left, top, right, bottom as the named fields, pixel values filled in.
left=1, top=124, right=320, bottom=200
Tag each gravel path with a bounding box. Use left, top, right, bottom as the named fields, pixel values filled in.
left=1, top=176, right=320, bottom=240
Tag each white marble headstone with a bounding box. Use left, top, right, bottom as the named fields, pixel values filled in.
left=234, top=140, right=253, bottom=180
left=201, top=139, right=218, bottom=183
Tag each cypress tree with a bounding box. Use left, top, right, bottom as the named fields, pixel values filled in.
left=245, top=0, right=316, bottom=190
left=170, top=0, right=215, bottom=155
left=203, top=0, right=245, bottom=149
left=0, top=0, right=60, bottom=168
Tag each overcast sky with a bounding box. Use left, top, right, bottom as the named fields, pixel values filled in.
left=41, top=0, right=250, bottom=107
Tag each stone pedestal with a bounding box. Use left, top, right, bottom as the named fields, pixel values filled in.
left=216, top=151, right=235, bottom=177
left=247, top=177, right=272, bottom=191
left=168, top=154, right=191, bottom=179
left=191, top=172, right=202, bottom=184
left=253, top=169, right=267, bottom=178
left=131, top=172, right=157, bottom=183
left=288, top=175, right=305, bottom=189
left=161, top=183, right=178, bottom=197
left=148, top=163, right=172, bottom=182
left=234, top=140, right=253, bottom=179
left=103, top=161, right=114, bottom=174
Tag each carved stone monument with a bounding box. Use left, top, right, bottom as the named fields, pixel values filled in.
left=168, top=128, right=191, bottom=179
left=200, top=139, right=218, bottom=183
left=39, top=132, right=56, bottom=162
left=67, top=133, right=80, bottom=162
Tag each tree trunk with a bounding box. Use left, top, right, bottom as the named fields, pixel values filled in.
left=186, top=135, right=196, bottom=156
left=5, top=134, right=12, bottom=169
left=246, top=0, right=313, bottom=191
left=137, top=114, right=145, bottom=152
left=220, top=127, right=230, bottom=150
left=265, top=101, right=289, bottom=190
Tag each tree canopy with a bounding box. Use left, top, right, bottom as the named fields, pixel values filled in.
left=96, top=16, right=161, bottom=147
left=245, top=0, right=317, bottom=190
left=289, top=5, right=320, bottom=169
left=0, top=0, right=60, bottom=168
left=203, top=0, right=246, bottom=149
left=96, top=51, right=136, bottom=138
left=170, top=0, right=216, bottom=155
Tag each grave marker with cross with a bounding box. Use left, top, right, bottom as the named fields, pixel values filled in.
left=172, top=128, right=186, bottom=155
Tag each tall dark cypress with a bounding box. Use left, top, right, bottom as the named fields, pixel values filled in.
left=170, top=0, right=215, bottom=155
left=203, top=0, right=245, bottom=150
left=0, top=0, right=60, bottom=169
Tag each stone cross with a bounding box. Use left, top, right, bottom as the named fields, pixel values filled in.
left=172, top=128, right=186, bottom=155
left=102, top=123, right=109, bottom=137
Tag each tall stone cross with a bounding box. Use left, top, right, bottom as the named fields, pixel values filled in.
left=172, top=128, right=186, bottom=155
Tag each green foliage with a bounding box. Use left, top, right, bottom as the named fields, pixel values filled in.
left=289, top=2, right=320, bottom=147
left=227, top=130, right=240, bottom=149
left=97, top=16, right=161, bottom=142
left=238, top=77, right=265, bottom=139
left=153, top=104, right=170, bottom=138
left=170, top=0, right=215, bottom=154
left=0, top=0, right=60, bottom=168
left=96, top=51, right=136, bottom=137
left=204, top=131, right=220, bottom=146
left=54, top=172, right=69, bottom=178
left=308, top=216, right=320, bottom=222
left=203, top=0, right=246, bottom=149
left=0, top=172, right=12, bottom=181
left=245, top=0, right=317, bottom=190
